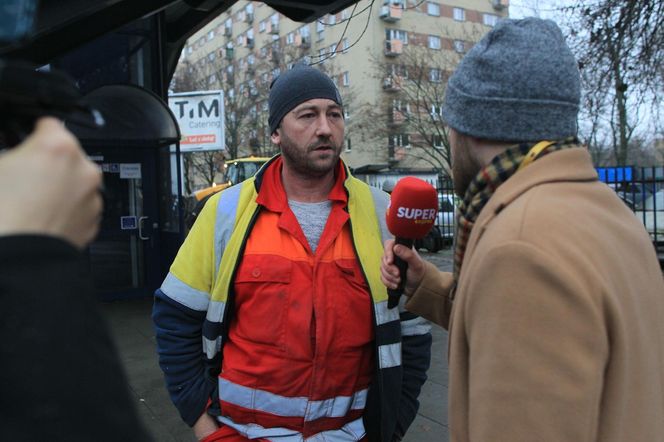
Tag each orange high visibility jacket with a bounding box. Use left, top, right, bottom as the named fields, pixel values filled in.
left=154, top=156, right=432, bottom=442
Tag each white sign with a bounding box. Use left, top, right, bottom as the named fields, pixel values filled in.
left=120, top=163, right=142, bottom=179
left=169, top=90, right=225, bottom=152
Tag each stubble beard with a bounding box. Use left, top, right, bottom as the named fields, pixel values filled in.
left=452, top=137, right=483, bottom=199
left=280, top=132, right=342, bottom=178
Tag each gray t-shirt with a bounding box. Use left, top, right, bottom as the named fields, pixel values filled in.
left=288, top=199, right=333, bottom=253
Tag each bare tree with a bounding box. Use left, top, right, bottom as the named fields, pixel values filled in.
left=356, top=27, right=486, bottom=175
left=564, top=0, right=663, bottom=165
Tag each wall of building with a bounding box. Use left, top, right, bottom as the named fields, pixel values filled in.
left=176, top=0, right=508, bottom=171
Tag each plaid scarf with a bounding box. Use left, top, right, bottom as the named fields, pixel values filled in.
left=452, top=138, right=577, bottom=289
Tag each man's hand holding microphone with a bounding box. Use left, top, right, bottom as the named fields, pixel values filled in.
left=382, top=177, right=438, bottom=307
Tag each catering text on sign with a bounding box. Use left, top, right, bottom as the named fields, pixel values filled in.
left=168, top=90, right=225, bottom=152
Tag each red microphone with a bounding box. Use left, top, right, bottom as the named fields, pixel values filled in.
left=385, top=177, right=438, bottom=308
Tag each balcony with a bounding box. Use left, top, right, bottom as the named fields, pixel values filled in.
left=245, top=12, right=254, bottom=23
left=268, top=22, right=280, bottom=34
left=379, top=5, right=402, bottom=22
left=388, top=110, right=406, bottom=127
left=491, top=0, right=509, bottom=10
left=224, top=26, right=232, bottom=37
left=382, top=74, right=403, bottom=91
left=246, top=38, right=254, bottom=49
left=384, top=39, right=403, bottom=56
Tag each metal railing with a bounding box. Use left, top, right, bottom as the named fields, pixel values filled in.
left=598, top=166, right=664, bottom=247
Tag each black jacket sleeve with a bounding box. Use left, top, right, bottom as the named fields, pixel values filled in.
left=394, top=310, right=432, bottom=440
left=0, top=235, right=153, bottom=442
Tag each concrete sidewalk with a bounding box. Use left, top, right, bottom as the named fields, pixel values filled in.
left=103, top=251, right=452, bottom=442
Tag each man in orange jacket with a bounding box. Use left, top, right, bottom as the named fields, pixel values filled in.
left=154, top=65, right=432, bottom=442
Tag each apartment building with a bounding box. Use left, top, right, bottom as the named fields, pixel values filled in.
left=176, top=0, right=509, bottom=171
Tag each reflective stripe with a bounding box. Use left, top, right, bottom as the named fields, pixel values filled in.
left=378, top=342, right=402, bottom=369
left=203, top=335, right=223, bottom=359
left=217, top=416, right=302, bottom=441
left=214, top=185, right=241, bottom=278
left=400, top=316, right=431, bottom=336
left=304, top=388, right=367, bottom=421
left=206, top=300, right=226, bottom=323
left=306, top=417, right=366, bottom=441
left=161, top=272, right=209, bottom=311
left=216, top=416, right=366, bottom=442
left=219, top=378, right=367, bottom=421
left=374, top=300, right=400, bottom=325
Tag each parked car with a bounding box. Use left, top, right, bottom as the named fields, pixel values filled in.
left=635, top=190, right=664, bottom=244
left=436, top=193, right=457, bottom=242
left=414, top=193, right=457, bottom=253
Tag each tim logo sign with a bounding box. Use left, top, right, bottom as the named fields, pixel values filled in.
left=169, top=90, right=225, bottom=152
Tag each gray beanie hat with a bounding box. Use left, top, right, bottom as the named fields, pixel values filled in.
left=442, top=17, right=580, bottom=142
left=268, top=64, right=343, bottom=134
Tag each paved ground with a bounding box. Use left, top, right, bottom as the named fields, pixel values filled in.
left=103, top=249, right=453, bottom=442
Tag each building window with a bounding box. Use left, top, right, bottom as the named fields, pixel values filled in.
left=345, top=137, right=352, bottom=152
left=429, top=68, right=441, bottom=82
left=328, top=14, right=336, bottom=25
left=260, top=46, right=268, bottom=57
left=342, top=71, right=350, bottom=86
left=386, top=29, right=408, bottom=44
left=393, top=99, right=409, bottom=113
left=186, top=46, right=193, bottom=54
left=259, top=20, right=266, bottom=32
left=316, top=20, right=325, bottom=40
left=225, top=18, right=232, bottom=28
left=453, top=7, right=465, bottom=21
left=342, top=38, right=350, bottom=52
left=430, top=104, right=443, bottom=118
left=207, top=30, right=215, bottom=41
left=433, top=134, right=444, bottom=149
left=428, top=35, right=441, bottom=50
left=318, top=48, right=327, bottom=58
left=237, top=34, right=244, bottom=46
left=248, top=54, right=255, bottom=65
left=207, top=52, right=216, bottom=61
left=483, top=13, right=499, bottom=27
left=299, top=25, right=310, bottom=38
left=427, top=2, right=440, bottom=16
left=286, top=32, right=295, bottom=45
left=341, top=8, right=350, bottom=20
left=390, top=63, right=409, bottom=79
left=208, top=74, right=217, bottom=84
left=329, top=44, right=337, bottom=57
left=454, top=40, right=465, bottom=53
left=389, top=133, right=410, bottom=147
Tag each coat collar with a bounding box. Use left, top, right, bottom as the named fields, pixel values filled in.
left=466, top=147, right=599, bottom=254
left=255, top=154, right=349, bottom=213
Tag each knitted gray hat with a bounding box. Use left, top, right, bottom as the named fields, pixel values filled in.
left=442, top=17, right=580, bottom=142
left=268, top=64, right=343, bottom=134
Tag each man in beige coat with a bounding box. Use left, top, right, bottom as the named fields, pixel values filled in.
left=381, top=17, right=664, bottom=442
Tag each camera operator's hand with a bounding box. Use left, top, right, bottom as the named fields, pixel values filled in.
left=0, top=117, right=102, bottom=248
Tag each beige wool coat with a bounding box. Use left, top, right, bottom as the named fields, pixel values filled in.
left=406, top=148, right=664, bottom=441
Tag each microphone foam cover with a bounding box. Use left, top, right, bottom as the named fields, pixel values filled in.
left=386, top=177, right=439, bottom=239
